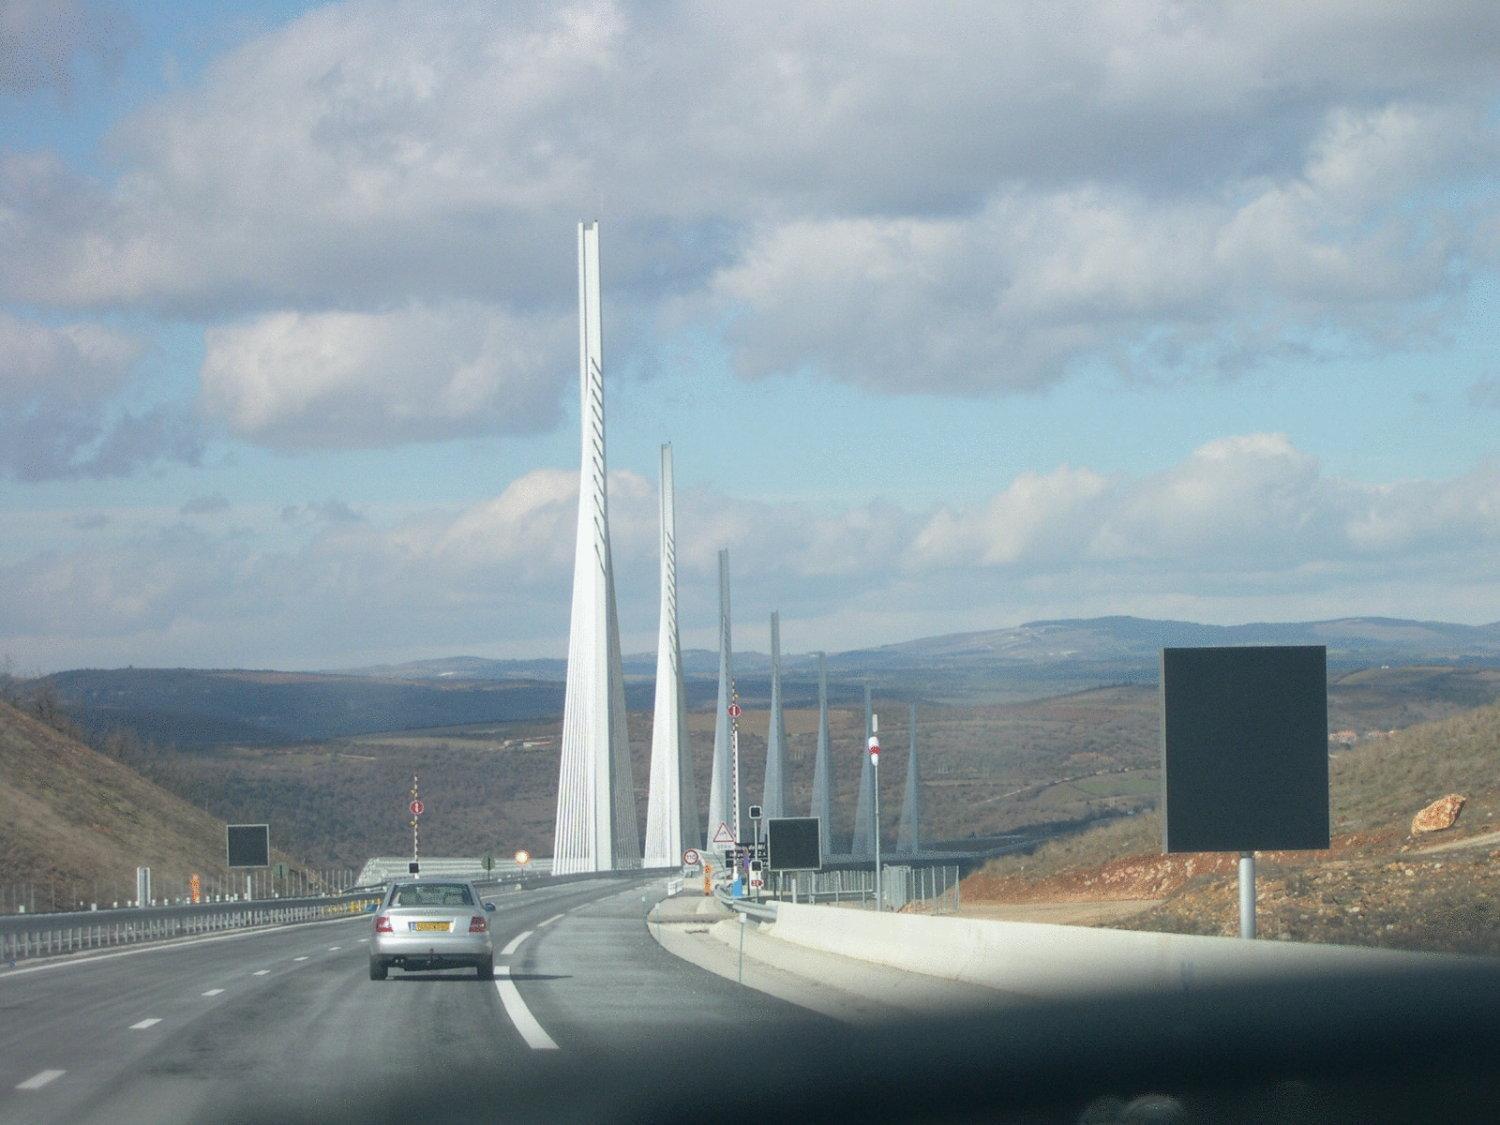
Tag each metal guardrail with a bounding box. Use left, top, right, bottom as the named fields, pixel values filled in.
left=717, top=887, right=778, bottom=922
left=714, top=864, right=962, bottom=918
left=0, top=866, right=675, bottom=965
left=0, top=891, right=383, bottom=965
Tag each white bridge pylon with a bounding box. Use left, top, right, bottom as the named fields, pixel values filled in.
left=644, top=443, right=700, bottom=865
left=552, top=221, right=641, bottom=875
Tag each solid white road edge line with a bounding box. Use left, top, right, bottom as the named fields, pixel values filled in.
left=500, top=931, right=532, bottom=956
left=129, top=1018, right=162, bottom=1030
left=16, top=1070, right=65, bottom=1091
left=494, top=966, right=558, bottom=1050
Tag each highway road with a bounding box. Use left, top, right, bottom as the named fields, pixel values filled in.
left=0, top=877, right=825, bottom=1123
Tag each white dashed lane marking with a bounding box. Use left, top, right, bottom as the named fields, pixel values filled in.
left=253, top=970, right=270, bottom=976
left=538, top=913, right=565, bottom=928
left=328, top=946, right=340, bottom=951
left=201, top=989, right=224, bottom=997
left=293, top=956, right=308, bottom=962
left=16, top=1070, right=65, bottom=1091
left=129, top=1018, right=162, bottom=1030
left=500, top=931, right=532, bottom=956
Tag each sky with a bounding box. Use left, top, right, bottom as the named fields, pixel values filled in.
left=2, top=0, right=1499, bottom=673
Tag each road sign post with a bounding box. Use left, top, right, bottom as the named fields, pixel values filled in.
left=748, top=804, right=763, bottom=901
left=870, top=715, right=882, bottom=911
left=1239, top=852, right=1256, bottom=939
left=408, top=775, right=422, bottom=872
left=729, top=695, right=743, bottom=844
left=1161, top=646, right=1329, bottom=942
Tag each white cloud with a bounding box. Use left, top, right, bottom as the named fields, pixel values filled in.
left=5, top=435, right=1500, bottom=669
left=0, top=1, right=1494, bottom=415
left=0, top=0, right=126, bottom=98
left=0, top=310, right=138, bottom=405
left=199, top=303, right=567, bottom=448
left=0, top=311, right=199, bottom=479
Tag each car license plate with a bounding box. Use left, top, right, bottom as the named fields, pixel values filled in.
left=411, top=921, right=449, bottom=932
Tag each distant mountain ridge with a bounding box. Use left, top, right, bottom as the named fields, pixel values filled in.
left=334, top=615, right=1500, bottom=681
left=35, top=615, right=1500, bottom=748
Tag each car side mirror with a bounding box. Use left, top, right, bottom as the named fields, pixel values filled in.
left=484, top=902, right=496, bottom=912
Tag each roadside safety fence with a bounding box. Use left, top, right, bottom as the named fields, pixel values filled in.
left=758, top=864, right=962, bottom=914
left=1, top=865, right=676, bottom=965
left=0, top=891, right=384, bottom=965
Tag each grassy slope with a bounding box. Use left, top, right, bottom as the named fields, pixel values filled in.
left=0, top=701, right=298, bottom=908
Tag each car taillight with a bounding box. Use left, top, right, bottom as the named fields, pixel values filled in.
left=469, top=915, right=488, bottom=933
left=374, top=914, right=393, bottom=933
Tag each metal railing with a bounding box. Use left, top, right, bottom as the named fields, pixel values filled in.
left=0, top=865, right=676, bottom=965
left=0, top=891, right=383, bottom=965
left=755, top=864, right=962, bottom=914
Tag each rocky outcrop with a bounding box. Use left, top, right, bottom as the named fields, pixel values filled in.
left=1411, top=794, right=1465, bottom=835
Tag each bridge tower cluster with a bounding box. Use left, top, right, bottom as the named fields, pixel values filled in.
left=550, top=222, right=924, bottom=873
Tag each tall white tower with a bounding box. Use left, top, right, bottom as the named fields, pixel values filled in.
left=761, top=611, right=788, bottom=818
left=644, top=444, right=699, bottom=866
left=705, top=549, right=735, bottom=845
left=851, top=684, right=875, bottom=858
left=552, top=221, right=640, bottom=874
left=897, top=702, right=922, bottom=854
left=809, top=652, right=835, bottom=856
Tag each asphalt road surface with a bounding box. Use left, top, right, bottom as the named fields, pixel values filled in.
left=0, top=878, right=821, bottom=1123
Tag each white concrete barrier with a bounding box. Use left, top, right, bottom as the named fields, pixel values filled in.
left=766, top=903, right=1484, bottom=1000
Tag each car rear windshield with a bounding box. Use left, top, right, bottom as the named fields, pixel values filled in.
left=390, top=883, right=474, bottom=907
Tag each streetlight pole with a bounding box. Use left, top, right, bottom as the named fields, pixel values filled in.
left=870, top=714, right=882, bottom=911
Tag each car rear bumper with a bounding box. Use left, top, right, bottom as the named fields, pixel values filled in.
left=372, top=933, right=493, bottom=966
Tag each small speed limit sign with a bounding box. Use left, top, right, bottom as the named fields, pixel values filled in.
left=682, top=848, right=701, bottom=866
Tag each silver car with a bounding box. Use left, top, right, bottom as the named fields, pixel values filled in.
left=369, top=880, right=496, bottom=980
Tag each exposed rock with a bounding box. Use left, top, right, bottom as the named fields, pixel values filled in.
left=1411, top=794, right=1465, bottom=835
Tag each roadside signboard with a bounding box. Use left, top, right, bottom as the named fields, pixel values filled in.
left=1161, top=645, right=1329, bottom=853
left=409, top=799, right=425, bottom=816
left=711, top=822, right=735, bottom=845
left=727, top=703, right=742, bottom=718
left=766, top=816, right=822, bottom=872
left=226, top=824, right=270, bottom=869
left=189, top=873, right=201, bottom=904
left=682, top=848, right=701, bottom=867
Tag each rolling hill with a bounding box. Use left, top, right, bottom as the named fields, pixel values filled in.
left=0, top=700, right=306, bottom=910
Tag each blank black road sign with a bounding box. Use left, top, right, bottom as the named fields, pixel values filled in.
left=1161, top=646, right=1329, bottom=853
left=226, top=823, right=270, bottom=868
left=766, top=817, right=822, bottom=872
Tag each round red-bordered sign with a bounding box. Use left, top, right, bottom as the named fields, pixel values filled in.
left=409, top=799, right=425, bottom=816
left=727, top=703, right=742, bottom=718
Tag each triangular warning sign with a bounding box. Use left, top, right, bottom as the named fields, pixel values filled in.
left=711, top=821, right=735, bottom=845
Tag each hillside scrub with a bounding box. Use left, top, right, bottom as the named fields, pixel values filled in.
left=963, top=699, right=1500, bottom=955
